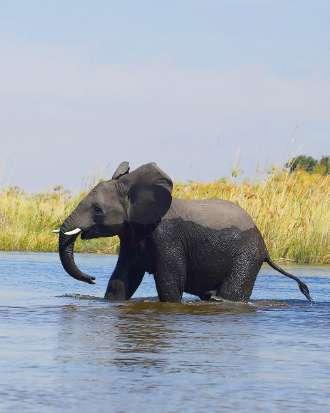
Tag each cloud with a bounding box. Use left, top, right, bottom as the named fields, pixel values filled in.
left=0, top=41, right=329, bottom=190
left=2, top=39, right=330, bottom=113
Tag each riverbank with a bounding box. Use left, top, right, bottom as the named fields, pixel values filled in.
left=0, top=171, right=329, bottom=263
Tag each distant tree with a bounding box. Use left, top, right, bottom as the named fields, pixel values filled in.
left=285, top=155, right=330, bottom=175
left=318, top=156, right=330, bottom=175
left=285, top=155, right=318, bottom=173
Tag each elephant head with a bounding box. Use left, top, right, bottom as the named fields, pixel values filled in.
left=56, top=162, right=173, bottom=284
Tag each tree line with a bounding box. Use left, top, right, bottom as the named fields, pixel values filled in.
left=286, top=155, right=330, bottom=175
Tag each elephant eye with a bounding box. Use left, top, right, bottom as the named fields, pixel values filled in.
left=93, top=205, right=104, bottom=215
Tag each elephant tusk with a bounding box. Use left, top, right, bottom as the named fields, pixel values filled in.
left=52, top=229, right=60, bottom=233
left=64, top=228, right=82, bottom=236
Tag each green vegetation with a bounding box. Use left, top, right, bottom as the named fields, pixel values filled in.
left=0, top=170, right=329, bottom=263
left=286, top=155, right=330, bottom=175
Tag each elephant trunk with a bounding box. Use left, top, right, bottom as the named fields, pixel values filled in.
left=59, top=220, right=96, bottom=284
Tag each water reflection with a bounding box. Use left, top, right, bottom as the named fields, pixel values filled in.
left=55, top=303, right=171, bottom=370
left=54, top=296, right=261, bottom=378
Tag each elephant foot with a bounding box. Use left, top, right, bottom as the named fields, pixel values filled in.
left=199, top=289, right=220, bottom=301
left=209, top=295, right=225, bottom=302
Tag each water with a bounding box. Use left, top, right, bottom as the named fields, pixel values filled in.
left=0, top=252, right=330, bottom=413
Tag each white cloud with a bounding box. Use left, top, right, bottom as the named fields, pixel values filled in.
left=0, top=42, right=329, bottom=190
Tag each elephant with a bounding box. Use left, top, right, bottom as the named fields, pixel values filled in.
left=54, top=162, right=312, bottom=303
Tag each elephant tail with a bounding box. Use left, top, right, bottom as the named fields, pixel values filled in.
left=265, top=257, right=313, bottom=303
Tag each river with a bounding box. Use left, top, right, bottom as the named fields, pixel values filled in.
left=0, top=252, right=329, bottom=412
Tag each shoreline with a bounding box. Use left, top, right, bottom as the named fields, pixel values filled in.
left=0, top=249, right=329, bottom=266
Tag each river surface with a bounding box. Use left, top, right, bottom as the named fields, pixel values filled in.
left=0, top=252, right=330, bottom=412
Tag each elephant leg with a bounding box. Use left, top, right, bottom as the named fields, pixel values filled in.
left=105, top=266, right=145, bottom=300
left=104, top=245, right=145, bottom=300
left=217, top=252, right=263, bottom=302
left=154, top=268, right=186, bottom=302
left=153, top=244, right=186, bottom=303
left=199, top=290, right=218, bottom=301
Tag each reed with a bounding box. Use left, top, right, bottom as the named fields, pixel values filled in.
left=0, top=171, right=329, bottom=263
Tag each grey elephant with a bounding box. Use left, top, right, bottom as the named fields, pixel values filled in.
left=55, top=162, right=312, bottom=303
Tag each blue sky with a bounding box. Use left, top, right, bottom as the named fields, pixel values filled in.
left=1, top=0, right=329, bottom=190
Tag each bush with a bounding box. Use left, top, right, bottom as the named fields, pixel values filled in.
left=286, top=155, right=329, bottom=175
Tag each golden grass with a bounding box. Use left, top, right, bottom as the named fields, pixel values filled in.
left=0, top=171, right=329, bottom=263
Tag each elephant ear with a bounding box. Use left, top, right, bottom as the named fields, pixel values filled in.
left=125, top=163, right=173, bottom=225
left=112, top=161, right=130, bottom=180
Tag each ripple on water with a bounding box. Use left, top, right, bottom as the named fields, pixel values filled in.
left=0, top=253, right=330, bottom=412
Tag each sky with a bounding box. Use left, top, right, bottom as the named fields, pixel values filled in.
left=1, top=0, right=329, bottom=191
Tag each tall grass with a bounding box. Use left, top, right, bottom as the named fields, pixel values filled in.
left=175, top=171, right=330, bottom=264
left=0, top=171, right=329, bottom=263
left=0, top=186, right=120, bottom=254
